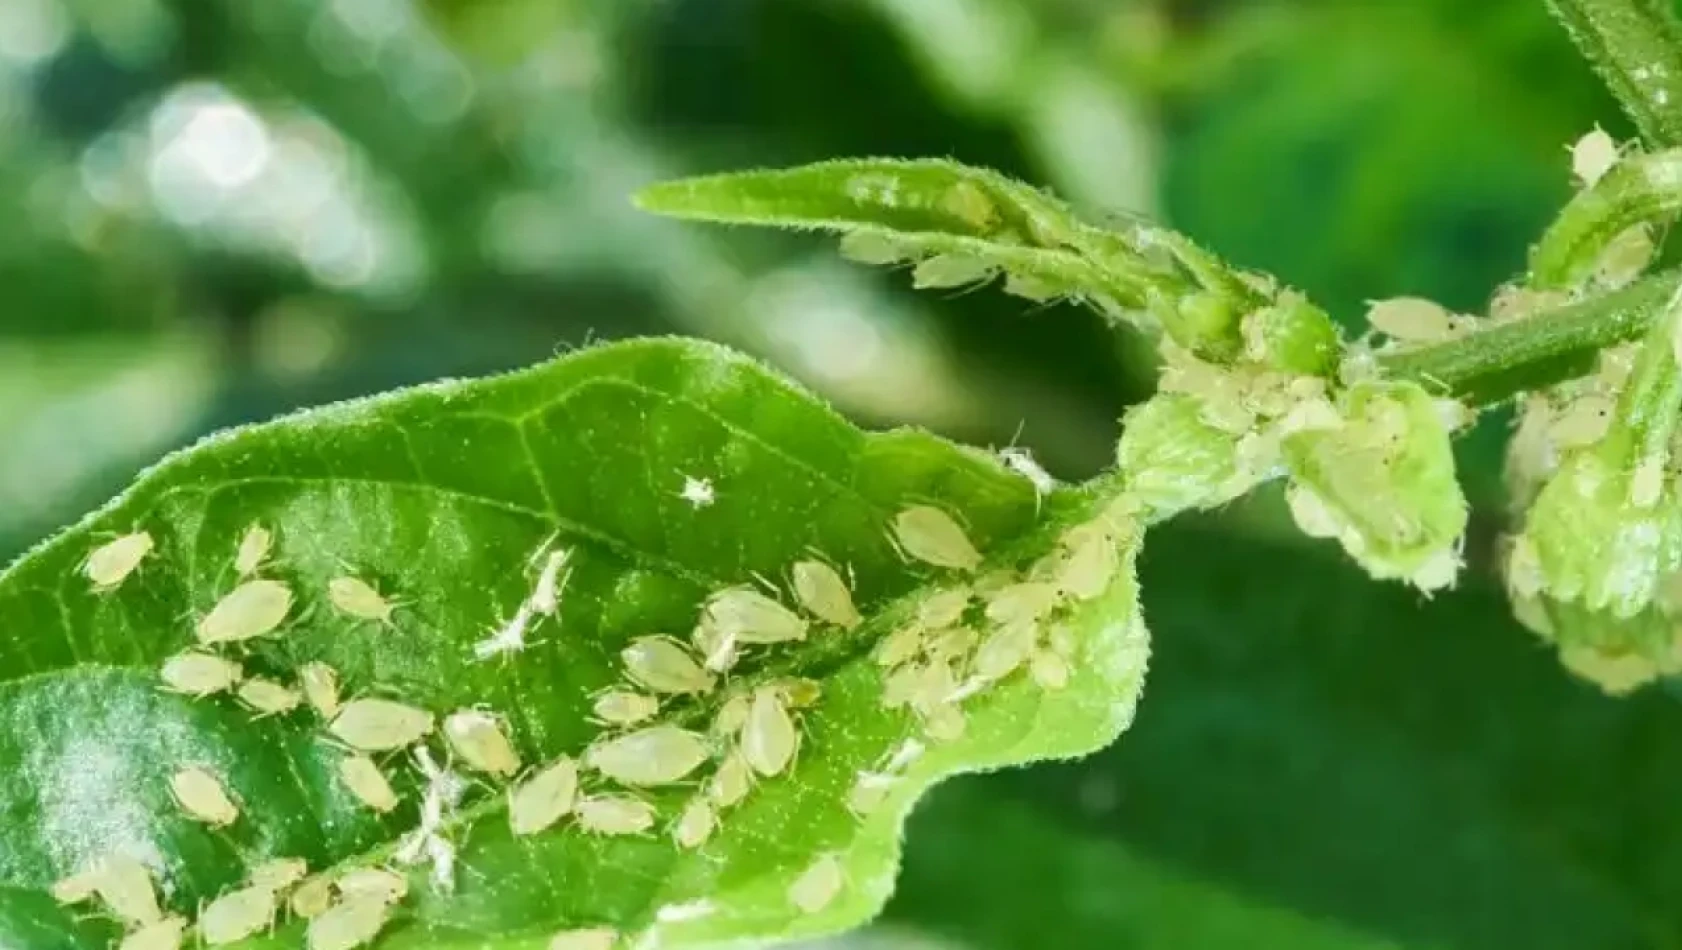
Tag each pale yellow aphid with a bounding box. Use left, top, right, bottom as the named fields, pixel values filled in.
left=339, top=755, right=399, bottom=813
left=592, top=690, right=660, bottom=726
left=767, top=676, right=822, bottom=708
left=941, top=180, right=998, bottom=231
left=199, top=884, right=277, bottom=945
left=92, top=855, right=161, bottom=925
left=917, top=587, right=972, bottom=629
left=788, top=854, right=845, bottom=914
left=891, top=506, right=982, bottom=571
left=306, top=894, right=392, bottom=950
left=909, top=658, right=960, bottom=713
left=741, top=686, right=798, bottom=777
left=790, top=560, right=861, bottom=629
left=1365, top=297, right=1455, bottom=342
left=712, top=693, right=752, bottom=736
left=1549, top=394, right=1616, bottom=449
left=1030, top=650, right=1071, bottom=691
left=691, top=616, right=738, bottom=673
left=1596, top=224, right=1655, bottom=288
left=983, top=581, right=1060, bottom=626
left=300, top=662, right=342, bottom=719
left=548, top=927, right=619, bottom=950
left=585, top=725, right=711, bottom=786
left=509, top=757, right=580, bottom=836
left=912, top=254, right=994, bottom=290
left=329, top=577, right=397, bottom=625
left=874, top=626, right=923, bottom=668
left=707, top=750, right=754, bottom=808
left=196, top=579, right=294, bottom=645
left=672, top=797, right=716, bottom=850
left=881, top=663, right=925, bottom=710
left=237, top=678, right=302, bottom=717
left=119, top=915, right=186, bottom=950
left=84, top=532, right=154, bottom=593
left=838, top=230, right=917, bottom=266
left=249, top=857, right=308, bottom=892
left=234, top=524, right=272, bottom=577
left=336, top=867, right=408, bottom=904
left=575, top=796, right=657, bottom=836
left=443, top=709, right=522, bottom=777
left=1054, top=523, right=1120, bottom=601
left=1047, top=623, right=1076, bottom=659
left=1572, top=126, right=1619, bottom=187
left=289, top=874, right=335, bottom=919
left=329, top=699, right=435, bottom=752
left=1631, top=456, right=1666, bottom=508
left=847, top=772, right=895, bottom=817
left=705, top=587, right=808, bottom=644
left=621, top=636, right=716, bottom=694
left=923, top=703, right=966, bottom=742
left=159, top=651, right=243, bottom=697
left=971, top=621, right=1037, bottom=683
left=171, top=766, right=239, bottom=827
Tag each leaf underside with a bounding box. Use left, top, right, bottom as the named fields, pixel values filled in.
left=0, top=337, right=1147, bottom=949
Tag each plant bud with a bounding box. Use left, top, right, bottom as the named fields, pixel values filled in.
left=1115, top=393, right=1242, bottom=519
left=1240, top=293, right=1341, bottom=377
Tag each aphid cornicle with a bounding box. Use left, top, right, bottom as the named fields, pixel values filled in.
left=91, top=855, right=161, bottom=924
left=890, top=506, right=982, bottom=571
left=238, top=678, right=302, bottom=717
left=306, top=893, right=391, bottom=950
left=119, top=915, right=186, bottom=950
left=621, top=636, right=715, bottom=694
left=592, top=690, right=660, bottom=726
left=575, top=795, right=657, bottom=836
left=788, top=854, right=845, bottom=914
left=199, top=885, right=277, bottom=945
left=197, top=579, right=294, bottom=645
left=340, top=755, right=399, bottom=813
left=741, top=687, right=798, bottom=777
left=329, top=577, right=397, bottom=625
left=548, top=927, right=619, bottom=950
left=300, top=661, right=342, bottom=718
left=705, top=587, right=808, bottom=644
left=584, top=725, right=711, bottom=786
left=234, top=524, right=272, bottom=577
left=790, top=560, right=861, bottom=629
left=443, top=709, right=522, bottom=777
left=509, top=757, right=579, bottom=836
left=171, top=766, right=239, bottom=826
left=249, top=857, right=308, bottom=892
left=83, top=531, right=154, bottom=592
left=672, top=797, right=716, bottom=849
left=337, top=867, right=408, bottom=904
left=159, top=652, right=243, bottom=697
left=330, top=698, right=435, bottom=752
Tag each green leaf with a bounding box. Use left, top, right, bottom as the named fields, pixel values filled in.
left=1546, top=0, right=1682, bottom=148
left=0, top=337, right=1148, bottom=949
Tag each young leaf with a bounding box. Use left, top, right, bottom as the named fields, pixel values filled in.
left=0, top=338, right=1148, bottom=949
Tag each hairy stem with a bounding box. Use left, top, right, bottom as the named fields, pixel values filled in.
left=1547, top=0, right=1682, bottom=146
left=1376, top=269, right=1682, bottom=403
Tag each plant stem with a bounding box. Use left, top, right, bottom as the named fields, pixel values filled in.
left=1376, top=269, right=1682, bottom=404
left=1546, top=0, right=1682, bottom=146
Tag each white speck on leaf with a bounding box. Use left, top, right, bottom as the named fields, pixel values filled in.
left=678, top=475, right=716, bottom=509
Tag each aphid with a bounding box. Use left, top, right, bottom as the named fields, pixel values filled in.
left=621, top=636, right=715, bottom=694
left=1030, top=650, right=1071, bottom=691
left=473, top=603, right=535, bottom=660
left=924, top=627, right=979, bottom=666
left=443, top=709, right=522, bottom=777
left=575, top=796, right=657, bottom=836
left=672, top=797, right=716, bottom=849
left=329, top=577, right=397, bottom=625
left=196, top=579, right=294, bottom=645
left=336, top=867, right=408, bottom=904
left=198, top=884, right=277, bottom=945
left=705, top=587, right=808, bottom=644
left=1572, top=127, right=1619, bottom=187
left=983, top=581, right=1060, bottom=626
left=890, top=506, right=982, bottom=571
left=584, top=725, right=711, bottom=786
left=1365, top=297, right=1455, bottom=342
left=923, top=703, right=966, bottom=742
left=171, top=767, right=239, bottom=827
left=119, top=915, right=186, bottom=950
left=248, top=857, right=308, bottom=893
left=1549, top=394, right=1616, bottom=448
left=237, top=678, right=302, bottom=717
left=917, top=588, right=972, bottom=629
left=300, top=662, right=342, bottom=718
left=767, top=676, right=822, bottom=708
left=339, top=755, right=399, bottom=813
left=707, top=750, right=754, bottom=808
left=84, top=531, right=154, bottom=593
left=847, top=772, right=895, bottom=817
left=998, top=447, right=1056, bottom=498
left=530, top=548, right=572, bottom=616
left=909, top=659, right=960, bottom=713
left=592, top=690, right=660, bottom=726
left=1631, top=456, right=1666, bottom=508
left=971, top=621, right=1037, bottom=683
left=788, top=854, right=845, bottom=914
left=1596, top=224, right=1655, bottom=287
left=92, top=855, right=161, bottom=925
left=548, top=927, right=619, bottom=950
left=690, top=617, right=738, bottom=673
left=508, top=757, right=580, bottom=836
left=306, top=894, right=391, bottom=950
left=790, top=560, right=861, bottom=629
left=881, top=662, right=926, bottom=709
left=51, top=864, right=103, bottom=905
left=290, top=874, right=335, bottom=918
left=1003, top=272, right=1061, bottom=303
left=911, top=254, right=993, bottom=290
left=741, top=687, right=799, bottom=777
left=1054, top=524, right=1119, bottom=601
left=874, top=625, right=923, bottom=668
left=159, top=651, right=243, bottom=697
left=838, top=230, right=917, bottom=266
left=234, top=524, right=272, bottom=577
left=678, top=474, right=717, bottom=509
left=330, top=699, right=435, bottom=752
left=712, top=693, right=751, bottom=736
left=941, top=180, right=998, bottom=231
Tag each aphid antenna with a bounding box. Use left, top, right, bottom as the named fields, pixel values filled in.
left=747, top=571, right=783, bottom=597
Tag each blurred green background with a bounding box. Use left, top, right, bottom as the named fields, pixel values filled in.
left=5, top=0, right=1678, bottom=946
